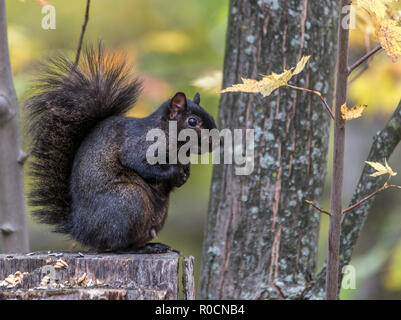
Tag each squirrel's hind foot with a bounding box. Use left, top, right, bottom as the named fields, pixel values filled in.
left=117, top=242, right=182, bottom=255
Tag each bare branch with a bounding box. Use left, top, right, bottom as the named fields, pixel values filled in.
left=325, top=0, right=350, bottom=300
left=312, top=99, right=401, bottom=297
left=342, top=183, right=388, bottom=214
left=75, top=0, right=91, bottom=66
left=287, top=84, right=335, bottom=120
left=347, top=45, right=382, bottom=75
left=305, top=200, right=331, bottom=216
left=342, top=183, right=401, bottom=215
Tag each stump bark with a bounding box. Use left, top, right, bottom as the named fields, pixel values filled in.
left=0, top=251, right=187, bottom=300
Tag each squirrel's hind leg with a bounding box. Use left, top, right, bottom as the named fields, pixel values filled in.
left=69, top=192, right=141, bottom=252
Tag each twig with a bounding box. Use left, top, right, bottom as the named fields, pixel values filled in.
left=347, top=44, right=382, bottom=75
left=287, top=84, right=335, bottom=120
left=342, top=182, right=401, bottom=215
left=305, top=200, right=331, bottom=216
left=75, top=0, right=91, bottom=66
left=342, top=183, right=388, bottom=215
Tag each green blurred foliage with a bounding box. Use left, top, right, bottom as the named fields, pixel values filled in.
left=3, top=0, right=401, bottom=299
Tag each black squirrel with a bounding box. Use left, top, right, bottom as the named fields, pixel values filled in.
left=26, top=46, right=216, bottom=251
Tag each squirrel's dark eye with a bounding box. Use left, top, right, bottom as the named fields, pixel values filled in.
left=188, top=117, right=197, bottom=127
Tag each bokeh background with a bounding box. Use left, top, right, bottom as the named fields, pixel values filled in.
left=1, top=0, right=401, bottom=299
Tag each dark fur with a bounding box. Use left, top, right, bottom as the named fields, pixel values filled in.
left=26, top=45, right=216, bottom=250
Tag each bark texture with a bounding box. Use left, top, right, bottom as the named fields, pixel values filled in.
left=200, top=0, right=339, bottom=300
left=182, top=256, right=195, bottom=300
left=0, top=0, right=29, bottom=253
left=0, top=252, right=180, bottom=300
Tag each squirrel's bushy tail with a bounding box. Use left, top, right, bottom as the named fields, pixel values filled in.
left=26, top=45, right=142, bottom=232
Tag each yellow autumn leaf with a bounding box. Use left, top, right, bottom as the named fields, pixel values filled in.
left=220, top=56, right=310, bottom=97
left=365, top=159, right=397, bottom=177
left=260, top=70, right=293, bottom=96
left=375, top=19, right=401, bottom=62
left=353, top=0, right=389, bottom=19
left=353, top=0, right=401, bottom=61
left=389, top=1, right=401, bottom=14
left=341, top=104, right=367, bottom=120
left=293, top=55, right=311, bottom=75
left=220, top=77, right=263, bottom=94
left=388, top=1, right=401, bottom=20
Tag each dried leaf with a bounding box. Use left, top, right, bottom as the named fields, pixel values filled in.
left=77, top=273, right=87, bottom=285
left=3, top=271, right=24, bottom=287
left=293, top=55, right=311, bottom=75
left=365, top=159, right=397, bottom=177
left=5, top=276, right=15, bottom=285
left=220, top=77, right=263, bottom=94
left=96, top=279, right=105, bottom=286
left=221, top=55, right=310, bottom=97
left=375, top=19, right=401, bottom=62
left=353, top=0, right=401, bottom=61
left=40, top=275, right=50, bottom=286
left=354, top=0, right=389, bottom=19
left=54, top=258, right=68, bottom=269
left=341, top=104, right=367, bottom=120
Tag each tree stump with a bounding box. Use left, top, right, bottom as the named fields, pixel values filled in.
left=0, top=251, right=192, bottom=300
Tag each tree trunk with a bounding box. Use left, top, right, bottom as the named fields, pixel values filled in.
left=0, top=0, right=29, bottom=253
left=199, top=0, right=339, bottom=300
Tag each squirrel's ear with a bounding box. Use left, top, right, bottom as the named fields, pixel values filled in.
left=193, top=92, right=200, bottom=104
left=169, top=92, right=187, bottom=119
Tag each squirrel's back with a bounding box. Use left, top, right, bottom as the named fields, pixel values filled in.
left=26, top=45, right=142, bottom=233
